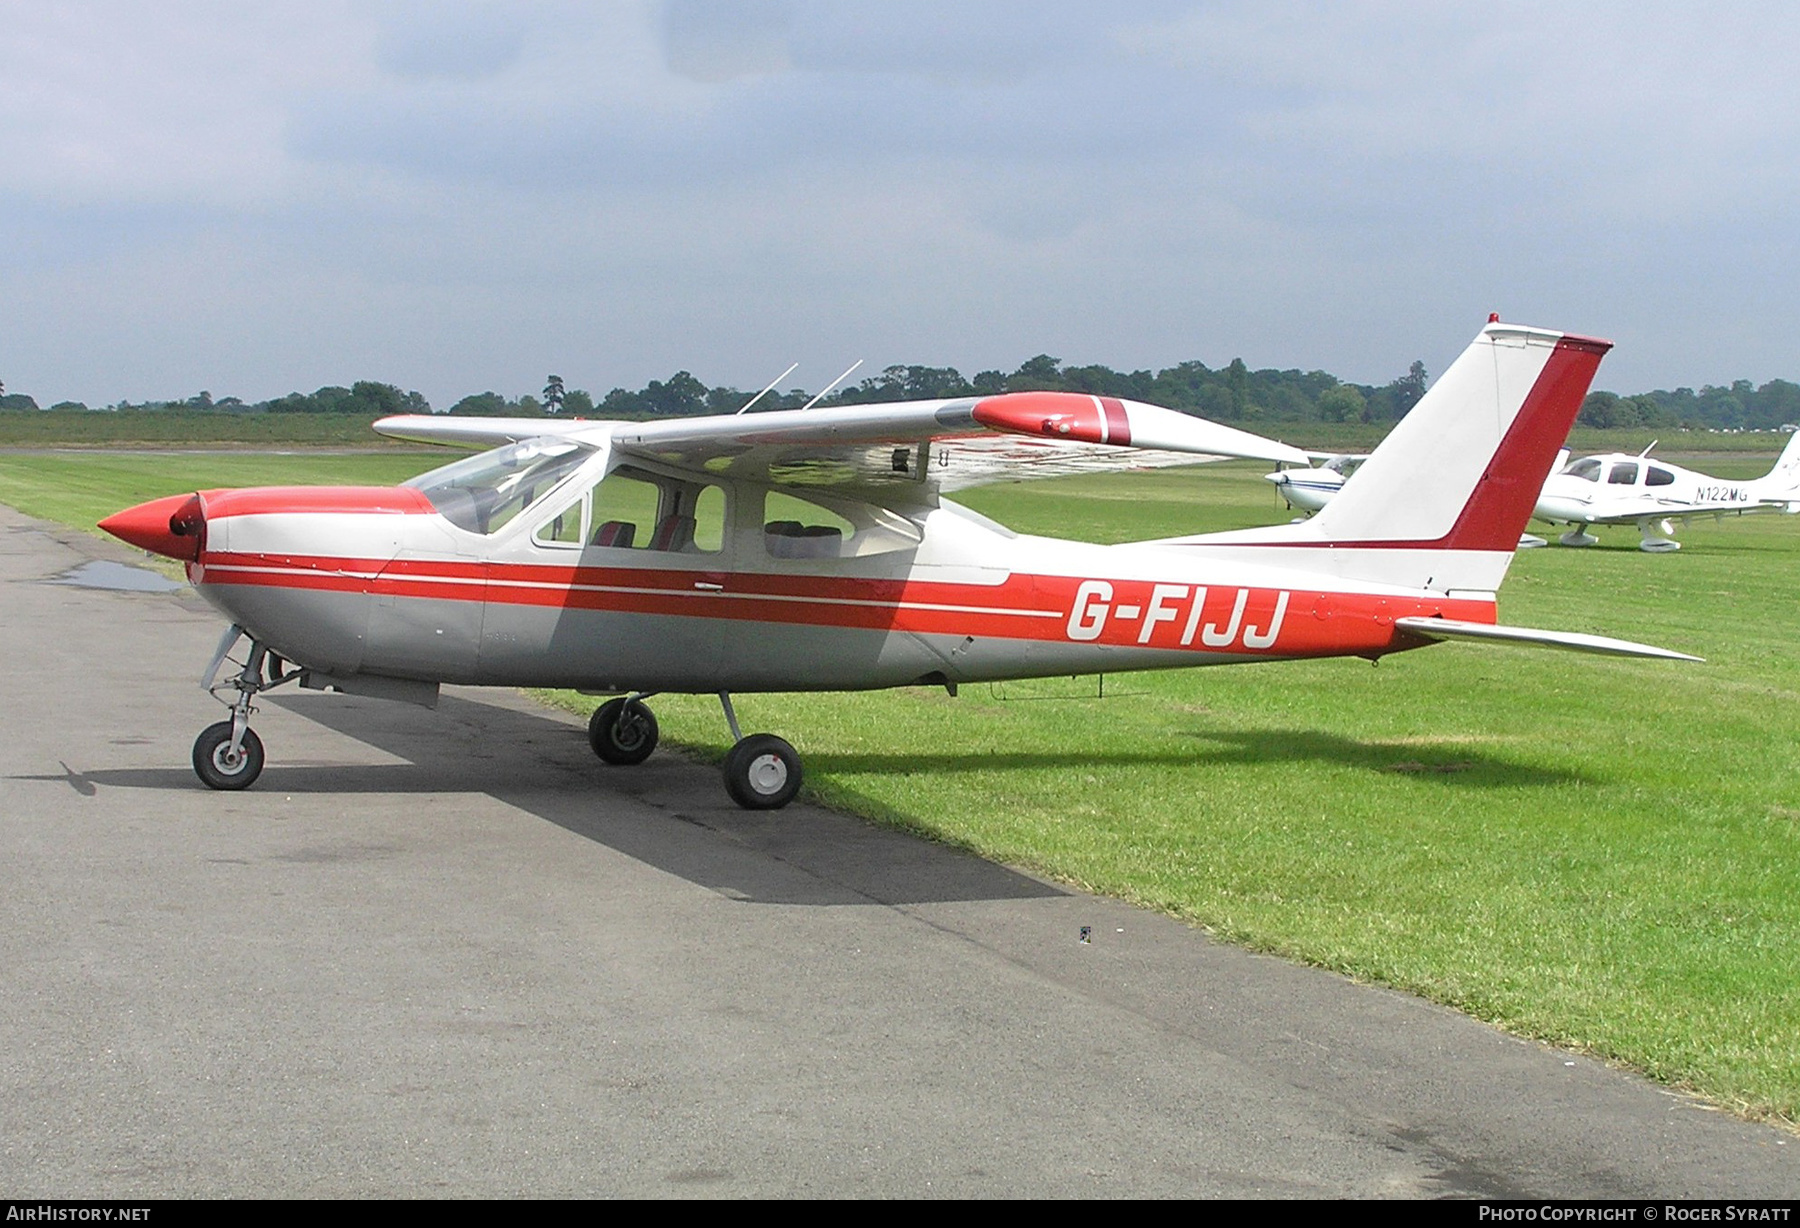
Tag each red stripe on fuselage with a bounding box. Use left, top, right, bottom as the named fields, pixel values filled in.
left=196, top=551, right=1495, bottom=659
left=201, top=486, right=436, bottom=519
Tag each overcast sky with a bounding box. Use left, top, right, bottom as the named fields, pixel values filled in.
left=4, top=1, right=1797, bottom=408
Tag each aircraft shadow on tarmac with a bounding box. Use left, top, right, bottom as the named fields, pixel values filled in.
left=39, top=692, right=1065, bottom=909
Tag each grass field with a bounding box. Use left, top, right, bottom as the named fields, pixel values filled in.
left=4, top=446, right=1798, bottom=1124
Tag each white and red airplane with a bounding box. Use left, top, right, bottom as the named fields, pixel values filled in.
left=100, top=319, right=1696, bottom=809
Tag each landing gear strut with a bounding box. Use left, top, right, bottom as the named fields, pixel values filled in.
left=588, top=695, right=660, bottom=764
left=587, top=691, right=804, bottom=810
left=717, top=693, right=803, bottom=810
left=1637, top=518, right=1681, bottom=552
left=192, top=625, right=302, bottom=791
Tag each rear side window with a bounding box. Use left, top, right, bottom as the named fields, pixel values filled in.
left=1647, top=466, right=1675, bottom=487
left=763, top=492, right=856, bottom=559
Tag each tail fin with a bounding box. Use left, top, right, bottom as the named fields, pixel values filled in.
left=1185, top=321, right=1611, bottom=593
left=1763, top=429, right=1800, bottom=492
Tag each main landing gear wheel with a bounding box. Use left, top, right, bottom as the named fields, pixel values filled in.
left=589, top=697, right=659, bottom=765
left=722, top=734, right=803, bottom=810
left=192, top=721, right=265, bottom=791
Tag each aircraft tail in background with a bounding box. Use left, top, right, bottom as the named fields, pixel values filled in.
left=1759, top=428, right=1800, bottom=496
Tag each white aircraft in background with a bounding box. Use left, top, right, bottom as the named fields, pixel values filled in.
left=1532, top=434, right=1800, bottom=551
left=1271, top=432, right=1800, bottom=552
left=1265, top=454, right=1367, bottom=513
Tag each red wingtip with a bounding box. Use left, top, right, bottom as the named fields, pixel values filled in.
left=99, top=493, right=203, bottom=561
left=972, top=392, right=1131, bottom=446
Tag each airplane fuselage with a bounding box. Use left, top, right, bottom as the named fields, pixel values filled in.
left=1535, top=452, right=1774, bottom=526
left=179, top=475, right=1489, bottom=697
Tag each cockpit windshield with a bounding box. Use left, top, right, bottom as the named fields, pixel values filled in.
left=405, top=437, right=598, bottom=534
left=1566, top=458, right=1603, bottom=482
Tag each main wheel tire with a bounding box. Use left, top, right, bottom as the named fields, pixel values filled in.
left=192, top=721, right=265, bottom=791
left=588, top=698, right=659, bottom=765
left=722, top=734, right=802, bottom=810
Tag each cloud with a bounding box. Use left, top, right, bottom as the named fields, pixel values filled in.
left=4, top=2, right=1800, bottom=405
left=662, top=0, right=793, bottom=83
left=373, top=1, right=529, bottom=80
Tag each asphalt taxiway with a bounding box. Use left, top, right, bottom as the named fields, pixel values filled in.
left=1, top=504, right=1795, bottom=1197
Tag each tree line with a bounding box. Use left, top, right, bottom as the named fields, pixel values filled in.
left=4, top=359, right=1797, bottom=432
left=1575, top=379, right=1800, bottom=432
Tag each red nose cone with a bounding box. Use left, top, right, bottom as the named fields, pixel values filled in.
left=99, top=493, right=204, bottom=561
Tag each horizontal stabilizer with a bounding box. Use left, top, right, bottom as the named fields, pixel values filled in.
left=1394, top=617, right=1701, bottom=661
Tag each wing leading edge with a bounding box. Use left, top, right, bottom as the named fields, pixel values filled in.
left=375, top=392, right=1307, bottom=499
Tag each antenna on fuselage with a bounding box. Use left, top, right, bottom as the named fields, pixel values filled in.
left=801, top=359, right=863, bottom=411
left=737, top=362, right=800, bottom=415
left=1639, top=440, right=1659, bottom=457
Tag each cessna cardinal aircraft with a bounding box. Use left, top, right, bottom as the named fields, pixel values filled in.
left=1532, top=434, right=1800, bottom=551
left=101, top=319, right=1696, bottom=809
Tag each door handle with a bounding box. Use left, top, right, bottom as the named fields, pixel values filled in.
left=694, top=581, right=724, bottom=591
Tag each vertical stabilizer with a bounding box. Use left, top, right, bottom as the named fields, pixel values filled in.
left=1179, top=321, right=1611, bottom=593
left=1761, top=428, right=1800, bottom=493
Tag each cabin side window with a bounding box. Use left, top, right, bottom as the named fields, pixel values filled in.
left=1607, top=462, right=1639, bottom=485
left=532, top=466, right=724, bottom=554
left=757, top=489, right=922, bottom=561
left=1646, top=466, right=1676, bottom=487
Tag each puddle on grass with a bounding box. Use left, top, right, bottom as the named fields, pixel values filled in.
left=48, top=560, right=187, bottom=593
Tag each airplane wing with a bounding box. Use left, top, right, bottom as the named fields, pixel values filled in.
left=1571, top=496, right=1797, bottom=525
left=375, top=393, right=1308, bottom=500
left=1394, top=617, right=1701, bottom=661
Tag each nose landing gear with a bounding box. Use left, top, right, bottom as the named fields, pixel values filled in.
left=191, top=625, right=302, bottom=791
left=193, top=721, right=265, bottom=790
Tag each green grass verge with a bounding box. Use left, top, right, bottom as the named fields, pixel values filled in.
left=7, top=448, right=1799, bottom=1124
left=0, top=411, right=429, bottom=447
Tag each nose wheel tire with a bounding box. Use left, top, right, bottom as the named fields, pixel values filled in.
left=192, top=721, right=265, bottom=791
left=589, top=697, right=659, bottom=765
left=722, top=734, right=803, bottom=810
